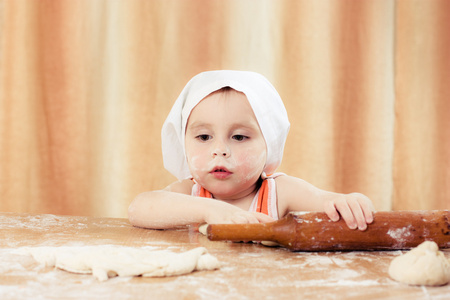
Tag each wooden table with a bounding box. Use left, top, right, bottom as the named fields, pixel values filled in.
left=1, top=212, right=449, bottom=299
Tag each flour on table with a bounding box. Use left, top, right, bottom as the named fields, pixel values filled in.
left=388, top=241, right=450, bottom=286
left=24, top=246, right=220, bottom=281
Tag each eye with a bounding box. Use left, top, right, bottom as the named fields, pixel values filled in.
left=232, top=135, right=248, bottom=141
left=196, top=134, right=212, bottom=142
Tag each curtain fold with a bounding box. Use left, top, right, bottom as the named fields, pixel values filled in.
left=393, top=0, right=450, bottom=210
left=0, top=0, right=448, bottom=217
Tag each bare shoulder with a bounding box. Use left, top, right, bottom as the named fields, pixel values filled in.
left=275, top=175, right=320, bottom=217
left=275, top=174, right=313, bottom=191
left=275, top=175, right=313, bottom=199
left=164, top=178, right=194, bottom=195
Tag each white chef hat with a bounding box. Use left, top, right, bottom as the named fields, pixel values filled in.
left=161, top=70, right=290, bottom=180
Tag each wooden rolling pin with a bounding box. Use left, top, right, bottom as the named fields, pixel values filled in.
left=207, top=210, right=450, bottom=251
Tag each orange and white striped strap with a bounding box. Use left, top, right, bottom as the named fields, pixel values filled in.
left=191, top=173, right=284, bottom=220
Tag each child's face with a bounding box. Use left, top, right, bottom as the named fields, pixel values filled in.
left=185, top=89, right=267, bottom=200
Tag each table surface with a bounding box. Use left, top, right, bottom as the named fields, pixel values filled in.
left=0, top=212, right=449, bottom=300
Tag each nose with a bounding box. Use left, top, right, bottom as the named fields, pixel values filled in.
left=212, top=141, right=230, bottom=158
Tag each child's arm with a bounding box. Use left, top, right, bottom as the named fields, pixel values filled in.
left=276, top=175, right=374, bottom=231
left=128, top=180, right=274, bottom=229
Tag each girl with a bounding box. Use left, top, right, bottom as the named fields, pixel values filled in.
left=128, top=71, right=374, bottom=230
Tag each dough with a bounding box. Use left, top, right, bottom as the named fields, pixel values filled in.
left=25, top=246, right=220, bottom=281
left=199, top=223, right=208, bottom=235
left=260, top=241, right=280, bottom=247
left=388, top=241, right=450, bottom=286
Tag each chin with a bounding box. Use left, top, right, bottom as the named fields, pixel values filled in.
left=205, top=184, right=234, bottom=197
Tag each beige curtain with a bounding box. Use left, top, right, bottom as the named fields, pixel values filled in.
left=0, top=0, right=448, bottom=218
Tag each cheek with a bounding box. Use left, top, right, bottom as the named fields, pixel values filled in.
left=192, top=153, right=204, bottom=164
left=235, top=148, right=266, bottom=180
left=187, top=153, right=203, bottom=172
left=186, top=148, right=210, bottom=178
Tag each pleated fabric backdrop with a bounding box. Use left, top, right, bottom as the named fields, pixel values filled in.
left=0, top=0, right=449, bottom=217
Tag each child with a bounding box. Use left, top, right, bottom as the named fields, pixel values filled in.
left=128, top=70, right=374, bottom=231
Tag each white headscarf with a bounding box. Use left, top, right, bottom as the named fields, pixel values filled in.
left=161, top=70, right=290, bottom=180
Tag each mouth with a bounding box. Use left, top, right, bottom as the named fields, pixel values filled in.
left=210, top=167, right=232, bottom=179
left=212, top=166, right=231, bottom=173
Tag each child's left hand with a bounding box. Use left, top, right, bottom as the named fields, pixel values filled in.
left=324, top=193, right=374, bottom=231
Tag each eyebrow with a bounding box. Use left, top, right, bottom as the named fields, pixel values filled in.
left=186, top=121, right=210, bottom=131
left=187, top=121, right=259, bottom=132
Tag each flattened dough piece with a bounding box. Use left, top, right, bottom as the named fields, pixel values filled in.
left=388, top=241, right=450, bottom=286
left=26, top=246, right=220, bottom=281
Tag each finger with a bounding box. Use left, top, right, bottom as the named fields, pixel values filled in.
left=231, top=214, right=249, bottom=224
left=348, top=193, right=374, bottom=226
left=246, top=214, right=261, bottom=224
left=333, top=197, right=357, bottom=230
left=232, top=212, right=263, bottom=224
left=364, top=206, right=374, bottom=224
left=252, top=212, right=275, bottom=223
left=324, top=201, right=340, bottom=222
left=346, top=196, right=367, bottom=231
left=358, top=194, right=374, bottom=223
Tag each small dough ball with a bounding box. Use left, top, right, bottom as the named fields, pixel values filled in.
left=388, top=241, right=450, bottom=286
left=198, top=223, right=208, bottom=236
left=261, top=241, right=280, bottom=247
